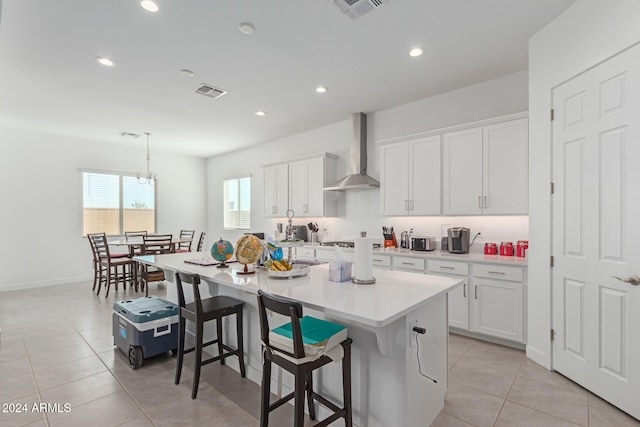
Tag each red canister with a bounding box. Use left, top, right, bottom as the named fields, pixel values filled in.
left=484, top=242, right=498, bottom=255
left=516, top=240, right=529, bottom=257
left=500, top=242, right=514, bottom=256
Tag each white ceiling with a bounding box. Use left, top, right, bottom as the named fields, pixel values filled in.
left=0, top=0, right=576, bottom=158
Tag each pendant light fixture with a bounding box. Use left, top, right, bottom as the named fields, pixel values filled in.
left=137, top=132, right=157, bottom=184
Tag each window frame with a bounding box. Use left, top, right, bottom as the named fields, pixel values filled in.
left=223, top=174, right=252, bottom=230
left=81, top=168, right=157, bottom=237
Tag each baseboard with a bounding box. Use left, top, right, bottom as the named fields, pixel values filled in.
left=0, top=275, right=91, bottom=293
left=449, top=328, right=526, bottom=350
left=526, top=345, right=550, bottom=369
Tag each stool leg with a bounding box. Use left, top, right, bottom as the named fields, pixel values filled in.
left=216, top=318, right=224, bottom=365
left=192, top=320, right=203, bottom=399
left=342, top=344, right=353, bottom=427
left=175, top=316, right=186, bottom=385
left=306, top=371, right=316, bottom=420
left=294, top=370, right=306, bottom=427
left=236, top=310, right=246, bottom=377
left=260, top=357, right=272, bottom=427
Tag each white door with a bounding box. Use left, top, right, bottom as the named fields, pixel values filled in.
left=552, top=43, right=640, bottom=419
left=263, top=164, right=288, bottom=217
left=380, top=141, right=409, bottom=215
left=471, top=278, right=523, bottom=342
left=305, top=157, right=324, bottom=217
left=442, top=127, right=483, bottom=215
left=410, top=136, right=441, bottom=215
left=288, top=160, right=308, bottom=216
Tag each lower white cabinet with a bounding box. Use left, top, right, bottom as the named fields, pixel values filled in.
left=430, top=259, right=526, bottom=344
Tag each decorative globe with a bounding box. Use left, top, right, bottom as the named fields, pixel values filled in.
left=210, top=238, right=234, bottom=263
left=235, top=235, right=263, bottom=265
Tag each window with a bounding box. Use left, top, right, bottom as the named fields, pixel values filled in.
left=223, top=175, right=251, bottom=229
left=82, top=171, right=156, bottom=236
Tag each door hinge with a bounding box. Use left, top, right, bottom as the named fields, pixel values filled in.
left=551, top=109, right=555, bottom=121
left=550, top=256, right=554, bottom=267
left=551, top=329, right=555, bottom=341
left=550, top=182, right=554, bottom=194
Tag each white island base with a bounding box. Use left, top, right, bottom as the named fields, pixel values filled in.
left=136, top=253, right=460, bottom=427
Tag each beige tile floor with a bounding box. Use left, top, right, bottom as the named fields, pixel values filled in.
left=1, top=281, right=638, bottom=427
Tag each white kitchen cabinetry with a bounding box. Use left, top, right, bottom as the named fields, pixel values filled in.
left=391, top=256, right=425, bottom=272
left=428, top=260, right=469, bottom=330
left=263, top=163, right=289, bottom=217
left=471, top=264, right=524, bottom=342
left=442, top=118, right=528, bottom=215
left=380, top=136, right=441, bottom=216
left=289, top=154, right=338, bottom=218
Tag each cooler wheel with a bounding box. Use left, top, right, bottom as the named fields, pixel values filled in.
left=128, top=345, right=143, bottom=369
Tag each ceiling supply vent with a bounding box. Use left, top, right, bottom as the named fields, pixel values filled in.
left=327, top=0, right=386, bottom=19
left=193, top=84, right=228, bottom=99
left=119, top=131, right=141, bottom=138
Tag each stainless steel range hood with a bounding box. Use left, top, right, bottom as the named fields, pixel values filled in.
left=324, top=113, right=380, bottom=191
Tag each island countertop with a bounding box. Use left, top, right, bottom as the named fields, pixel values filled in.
left=134, top=251, right=462, bottom=328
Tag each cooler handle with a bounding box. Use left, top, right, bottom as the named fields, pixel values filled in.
left=153, top=317, right=171, bottom=337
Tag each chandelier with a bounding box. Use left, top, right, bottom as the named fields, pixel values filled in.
left=137, top=132, right=157, bottom=184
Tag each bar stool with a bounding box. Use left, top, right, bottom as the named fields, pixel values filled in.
left=174, top=271, right=246, bottom=399
left=257, top=290, right=353, bottom=427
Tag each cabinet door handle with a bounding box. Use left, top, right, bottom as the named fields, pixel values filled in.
left=474, top=285, right=478, bottom=299
left=439, top=266, right=454, bottom=270
left=405, top=199, right=408, bottom=210
left=303, top=204, right=308, bottom=213
left=373, top=258, right=383, bottom=262
left=402, top=262, right=415, bottom=265
left=478, top=196, right=482, bottom=209
left=463, top=283, right=467, bottom=298
left=273, top=206, right=276, bottom=214
left=484, top=195, right=487, bottom=208
left=488, top=271, right=505, bottom=275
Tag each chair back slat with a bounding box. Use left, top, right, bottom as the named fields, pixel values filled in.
left=175, top=271, right=204, bottom=317
left=125, top=230, right=147, bottom=240
left=257, top=290, right=306, bottom=359
left=179, top=230, right=195, bottom=251
left=141, top=234, right=173, bottom=255
left=197, top=232, right=206, bottom=252
left=89, top=233, right=110, bottom=259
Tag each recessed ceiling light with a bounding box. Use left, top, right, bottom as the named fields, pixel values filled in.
left=315, top=86, right=328, bottom=93
left=409, top=48, right=423, bottom=57
left=96, top=57, right=115, bottom=67
left=140, top=0, right=159, bottom=12
left=255, top=111, right=266, bottom=116
left=238, top=22, right=255, bottom=35
left=180, top=69, right=195, bottom=77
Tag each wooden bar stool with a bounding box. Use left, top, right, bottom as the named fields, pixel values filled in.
left=174, top=271, right=246, bottom=399
left=257, top=290, right=353, bottom=427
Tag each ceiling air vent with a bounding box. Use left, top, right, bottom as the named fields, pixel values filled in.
left=119, top=131, right=141, bottom=138
left=328, top=0, right=386, bottom=19
left=193, top=83, right=228, bottom=99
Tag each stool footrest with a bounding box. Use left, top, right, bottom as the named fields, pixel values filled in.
left=312, top=392, right=342, bottom=414
left=268, top=392, right=295, bottom=412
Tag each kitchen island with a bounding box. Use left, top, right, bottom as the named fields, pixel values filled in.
left=135, top=252, right=462, bottom=427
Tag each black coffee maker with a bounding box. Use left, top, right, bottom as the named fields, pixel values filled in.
left=447, top=227, right=470, bottom=254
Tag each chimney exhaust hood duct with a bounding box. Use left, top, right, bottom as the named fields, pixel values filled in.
left=324, top=113, right=380, bottom=191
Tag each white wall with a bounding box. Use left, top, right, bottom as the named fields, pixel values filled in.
left=206, top=71, right=529, bottom=251
left=0, top=127, right=207, bottom=291
left=528, top=0, right=640, bottom=367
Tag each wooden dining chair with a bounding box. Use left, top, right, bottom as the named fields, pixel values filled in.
left=139, top=234, right=173, bottom=296
left=176, top=229, right=195, bottom=253
left=125, top=230, right=147, bottom=286
left=196, top=232, right=206, bottom=252
left=89, top=233, right=135, bottom=297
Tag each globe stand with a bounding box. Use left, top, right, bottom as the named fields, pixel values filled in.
left=216, top=261, right=229, bottom=269
left=236, top=263, right=255, bottom=275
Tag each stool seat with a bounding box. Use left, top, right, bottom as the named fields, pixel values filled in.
left=182, top=295, right=243, bottom=322
left=258, top=290, right=353, bottom=427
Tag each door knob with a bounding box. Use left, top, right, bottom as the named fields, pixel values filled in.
left=612, top=275, right=640, bottom=286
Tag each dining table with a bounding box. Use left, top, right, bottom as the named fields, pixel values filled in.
left=108, top=236, right=194, bottom=256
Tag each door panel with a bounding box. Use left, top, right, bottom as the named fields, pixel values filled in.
left=552, top=43, right=640, bottom=420
left=380, top=142, right=409, bottom=215
left=410, top=136, right=441, bottom=215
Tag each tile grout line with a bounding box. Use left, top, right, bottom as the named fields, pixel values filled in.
left=23, top=334, right=50, bottom=427
left=492, top=354, right=527, bottom=426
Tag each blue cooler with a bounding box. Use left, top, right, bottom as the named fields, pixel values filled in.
left=113, top=296, right=179, bottom=369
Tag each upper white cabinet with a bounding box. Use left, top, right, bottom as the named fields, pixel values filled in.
left=263, top=154, right=337, bottom=218
left=380, top=136, right=441, bottom=216
left=443, top=118, right=528, bottom=215
left=263, top=163, right=289, bottom=218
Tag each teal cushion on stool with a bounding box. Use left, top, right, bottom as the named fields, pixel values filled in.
left=269, top=316, right=347, bottom=362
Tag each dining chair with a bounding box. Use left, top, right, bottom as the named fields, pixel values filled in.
left=125, top=230, right=147, bottom=286
left=174, top=271, right=246, bottom=399
left=139, top=234, right=173, bottom=296
left=175, top=229, right=195, bottom=253
left=257, top=290, right=353, bottom=427
left=89, top=233, right=135, bottom=297
left=196, top=232, right=206, bottom=252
